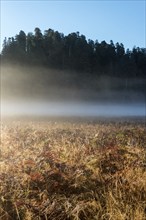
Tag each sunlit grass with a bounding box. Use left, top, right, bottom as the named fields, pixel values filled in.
left=0, top=120, right=146, bottom=219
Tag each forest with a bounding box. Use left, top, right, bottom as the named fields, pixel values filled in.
left=1, top=28, right=146, bottom=102
left=1, top=27, right=146, bottom=77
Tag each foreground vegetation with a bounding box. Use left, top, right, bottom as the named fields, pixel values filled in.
left=0, top=119, right=146, bottom=219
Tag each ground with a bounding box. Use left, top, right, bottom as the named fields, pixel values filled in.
left=0, top=117, right=146, bottom=220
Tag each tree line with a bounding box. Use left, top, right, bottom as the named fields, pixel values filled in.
left=1, top=27, right=146, bottom=78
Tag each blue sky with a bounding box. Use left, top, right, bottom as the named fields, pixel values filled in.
left=1, top=0, right=146, bottom=51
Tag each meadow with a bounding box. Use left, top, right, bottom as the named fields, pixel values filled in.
left=0, top=118, right=146, bottom=220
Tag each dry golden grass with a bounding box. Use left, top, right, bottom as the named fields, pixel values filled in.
left=0, top=119, right=146, bottom=219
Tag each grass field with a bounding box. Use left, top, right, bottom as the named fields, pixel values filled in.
left=0, top=118, right=146, bottom=220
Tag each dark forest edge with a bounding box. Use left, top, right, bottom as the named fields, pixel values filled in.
left=1, top=28, right=146, bottom=102
left=1, top=27, right=146, bottom=77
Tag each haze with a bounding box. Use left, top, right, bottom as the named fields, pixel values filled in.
left=1, top=65, right=145, bottom=118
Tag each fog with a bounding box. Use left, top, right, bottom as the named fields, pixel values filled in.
left=1, top=65, right=146, bottom=118
left=1, top=100, right=146, bottom=117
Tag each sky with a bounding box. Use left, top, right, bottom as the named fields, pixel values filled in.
left=0, top=0, right=146, bottom=52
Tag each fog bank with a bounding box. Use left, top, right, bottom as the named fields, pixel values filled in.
left=1, top=65, right=146, bottom=118
left=1, top=100, right=145, bottom=117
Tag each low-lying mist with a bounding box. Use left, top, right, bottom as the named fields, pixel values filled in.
left=1, top=100, right=145, bottom=118
left=1, top=64, right=146, bottom=118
